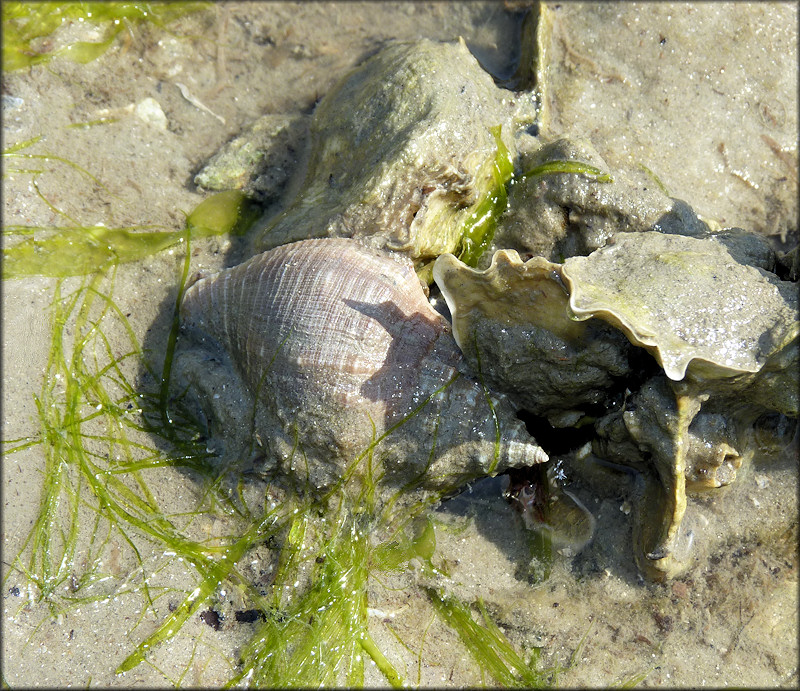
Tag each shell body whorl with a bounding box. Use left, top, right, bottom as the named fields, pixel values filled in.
left=182, top=238, right=446, bottom=420
left=179, top=238, right=546, bottom=496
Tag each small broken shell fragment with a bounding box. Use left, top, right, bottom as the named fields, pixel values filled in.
left=433, top=249, right=634, bottom=426
left=177, top=238, right=547, bottom=506
left=194, top=113, right=310, bottom=204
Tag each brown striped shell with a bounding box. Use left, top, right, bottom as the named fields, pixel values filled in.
left=178, top=238, right=546, bottom=498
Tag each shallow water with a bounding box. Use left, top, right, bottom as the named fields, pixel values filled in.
left=2, top=3, right=797, bottom=687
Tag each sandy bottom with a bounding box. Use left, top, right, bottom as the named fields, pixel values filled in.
left=2, top=3, right=797, bottom=687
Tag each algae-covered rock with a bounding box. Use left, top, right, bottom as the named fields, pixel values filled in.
left=249, top=38, right=536, bottom=263
left=491, top=136, right=710, bottom=262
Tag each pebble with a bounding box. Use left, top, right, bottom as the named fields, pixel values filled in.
left=134, top=97, right=168, bottom=130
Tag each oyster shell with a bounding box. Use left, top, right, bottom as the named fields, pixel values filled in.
left=561, top=231, right=798, bottom=387
left=562, top=231, right=798, bottom=578
left=433, top=248, right=636, bottom=427
left=250, top=39, right=535, bottom=264
left=177, top=238, right=547, bottom=503
left=433, top=230, right=798, bottom=579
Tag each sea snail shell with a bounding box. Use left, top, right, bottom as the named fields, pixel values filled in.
left=178, top=238, right=547, bottom=499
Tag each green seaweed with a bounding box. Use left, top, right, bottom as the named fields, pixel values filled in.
left=2, top=134, right=110, bottom=194
left=615, top=668, right=653, bottom=688
left=456, top=128, right=613, bottom=267
left=371, top=515, right=437, bottom=570
left=227, top=508, right=405, bottom=688
left=426, top=588, right=559, bottom=687
left=4, top=267, right=212, bottom=619
left=457, top=125, right=514, bottom=267
left=2, top=190, right=260, bottom=279
left=2, top=152, right=274, bottom=683
left=2, top=2, right=210, bottom=72
left=638, top=163, right=671, bottom=197
left=521, top=159, right=614, bottom=183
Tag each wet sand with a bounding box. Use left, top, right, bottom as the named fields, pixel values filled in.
left=2, top=3, right=797, bottom=687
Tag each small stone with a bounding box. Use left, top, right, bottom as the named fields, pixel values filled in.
left=671, top=581, right=690, bottom=599
left=2, top=95, right=24, bottom=113
left=135, top=97, right=168, bottom=130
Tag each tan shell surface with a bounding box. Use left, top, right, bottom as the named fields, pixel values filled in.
left=561, top=231, right=799, bottom=382
left=434, top=250, right=583, bottom=350
left=181, top=237, right=447, bottom=423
